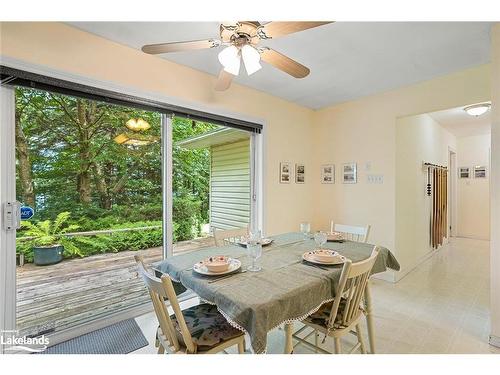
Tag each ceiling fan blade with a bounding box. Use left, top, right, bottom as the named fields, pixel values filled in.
left=142, top=39, right=220, bottom=55
left=259, top=21, right=332, bottom=39
left=260, top=48, right=310, bottom=78
left=214, top=70, right=234, bottom=91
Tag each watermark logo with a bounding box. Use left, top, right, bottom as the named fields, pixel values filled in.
left=1, top=330, right=49, bottom=353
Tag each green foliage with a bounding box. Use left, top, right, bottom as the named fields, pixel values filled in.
left=19, top=211, right=87, bottom=258
left=18, top=218, right=163, bottom=261
left=15, top=88, right=220, bottom=263
left=20, top=211, right=78, bottom=247
left=173, top=194, right=202, bottom=241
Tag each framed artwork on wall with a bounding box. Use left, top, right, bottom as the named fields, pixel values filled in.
left=474, top=165, right=487, bottom=178
left=459, top=167, right=470, bottom=179
left=280, top=162, right=291, bottom=183
left=342, top=163, right=357, bottom=184
left=295, top=164, right=305, bottom=183
left=321, top=164, right=335, bottom=184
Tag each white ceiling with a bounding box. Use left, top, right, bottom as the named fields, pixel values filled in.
left=429, top=104, right=491, bottom=138
left=67, top=22, right=493, bottom=109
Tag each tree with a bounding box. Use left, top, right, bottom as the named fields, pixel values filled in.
left=16, top=87, right=217, bottom=242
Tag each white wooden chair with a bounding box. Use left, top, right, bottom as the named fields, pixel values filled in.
left=330, top=222, right=371, bottom=243
left=213, top=227, right=249, bottom=247
left=135, top=256, right=246, bottom=354
left=292, top=247, right=380, bottom=354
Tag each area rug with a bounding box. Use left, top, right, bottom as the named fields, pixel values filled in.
left=39, top=319, right=149, bottom=354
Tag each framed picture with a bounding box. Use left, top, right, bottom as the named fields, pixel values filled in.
left=459, top=167, right=470, bottom=179
left=321, top=164, right=335, bottom=184
left=280, top=162, right=291, bottom=183
left=342, top=162, right=357, bottom=184
left=474, top=165, right=487, bottom=179
left=295, top=164, right=305, bottom=183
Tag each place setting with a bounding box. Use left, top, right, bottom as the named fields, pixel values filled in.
left=301, top=231, right=348, bottom=270
left=193, top=231, right=265, bottom=283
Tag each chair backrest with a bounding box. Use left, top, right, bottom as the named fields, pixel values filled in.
left=330, top=222, right=371, bottom=243
left=327, top=246, right=380, bottom=329
left=134, top=255, right=196, bottom=353
left=213, top=227, right=249, bottom=247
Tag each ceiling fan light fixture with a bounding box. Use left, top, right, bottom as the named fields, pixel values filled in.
left=464, top=103, right=491, bottom=117
left=241, top=45, right=262, bottom=75
left=218, top=45, right=240, bottom=76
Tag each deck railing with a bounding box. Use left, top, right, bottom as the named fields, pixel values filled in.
left=16, top=225, right=162, bottom=242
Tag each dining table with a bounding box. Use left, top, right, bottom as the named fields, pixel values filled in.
left=154, top=232, right=400, bottom=354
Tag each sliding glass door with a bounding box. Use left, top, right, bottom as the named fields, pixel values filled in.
left=0, top=69, right=262, bottom=351
left=13, top=87, right=164, bottom=338
left=171, top=118, right=254, bottom=255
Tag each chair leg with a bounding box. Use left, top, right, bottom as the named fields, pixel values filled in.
left=237, top=338, right=245, bottom=354
left=157, top=344, right=165, bottom=354
left=314, top=330, right=319, bottom=353
left=356, top=324, right=367, bottom=354
left=334, top=338, right=341, bottom=354
left=284, top=323, right=294, bottom=354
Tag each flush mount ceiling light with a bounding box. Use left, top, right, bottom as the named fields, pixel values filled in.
left=141, top=21, right=333, bottom=91
left=464, top=103, right=491, bottom=117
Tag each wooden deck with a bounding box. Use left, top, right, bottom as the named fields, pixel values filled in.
left=16, top=237, right=215, bottom=337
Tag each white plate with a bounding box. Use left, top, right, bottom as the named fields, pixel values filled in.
left=193, top=258, right=242, bottom=276
left=302, top=251, right=347, bottom=265
left=237, top=238, right=274, bottom=247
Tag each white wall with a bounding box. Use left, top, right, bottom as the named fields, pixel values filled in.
left=395, top=114, right=456, bottom=277
left=457, top=134, right=490, bottom=240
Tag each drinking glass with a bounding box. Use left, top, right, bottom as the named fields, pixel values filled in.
left=314, top=231, right=327, bottom=250
left=247, top=230, right=263, bottom=272
left=300, top=222, right=311, bottom=239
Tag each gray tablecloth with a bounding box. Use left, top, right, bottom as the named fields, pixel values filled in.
left=155, top=232, right=400, bottom=353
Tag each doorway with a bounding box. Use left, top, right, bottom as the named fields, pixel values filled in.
left=448, top=148, right=457, bottom=238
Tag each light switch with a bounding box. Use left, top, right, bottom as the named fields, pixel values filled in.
left=367, top=174, right=384, bottom=184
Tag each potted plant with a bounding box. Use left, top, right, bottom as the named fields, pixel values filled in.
left=21, top=211, right=83, bottom=266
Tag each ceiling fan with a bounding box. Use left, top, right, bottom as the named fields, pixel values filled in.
left=141, top=21, right=332, bottom=91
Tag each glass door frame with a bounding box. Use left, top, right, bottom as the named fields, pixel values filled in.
left=0, top=85, right=17, bottom=353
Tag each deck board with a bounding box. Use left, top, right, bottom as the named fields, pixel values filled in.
left=16, top=237, right=215, bottom=337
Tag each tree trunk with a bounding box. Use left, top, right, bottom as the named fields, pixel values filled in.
left=76, top=100, right=92, bottom=205
left=92, top=163, right=112, bottom=209
left=15, top=110, right=35, bottom=206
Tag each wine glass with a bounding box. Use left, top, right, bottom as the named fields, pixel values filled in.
left=247, top=230, right=263, bottom=272
left=314, top=231, right=327, bottom=250
left=300, top=222, right=311, bottom=239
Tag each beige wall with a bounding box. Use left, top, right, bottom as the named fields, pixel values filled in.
left=395, top=114, right=456, bottom=277
left=0, top=22, right=493, bottom=283
left=0, top=22, right=316, bottom=236
left=313, top=65, right=490, bottom=281
left=457, top=134, right=490, bottom=240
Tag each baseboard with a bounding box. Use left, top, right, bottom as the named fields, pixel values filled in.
left=393, top=247, right=441, bottom=283
left=489, top=335, right=500, bottom=348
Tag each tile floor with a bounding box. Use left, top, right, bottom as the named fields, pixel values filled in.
left=133, top=237, right=500, bottom=354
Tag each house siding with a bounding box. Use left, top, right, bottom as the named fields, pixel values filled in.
left=210, top=139, right=250, bottom=231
